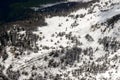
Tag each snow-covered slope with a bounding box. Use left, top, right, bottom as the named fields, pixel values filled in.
left=0, top=0, right=120, bottom=80
left=67, top=0, right=92, bottom=2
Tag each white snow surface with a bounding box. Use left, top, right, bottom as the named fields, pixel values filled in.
left=67, top=0, right=92, bottom=2
left=1, top=0, right=120, bottom=80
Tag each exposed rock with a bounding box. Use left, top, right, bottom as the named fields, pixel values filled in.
left=85, top=34, right=94, bottom=42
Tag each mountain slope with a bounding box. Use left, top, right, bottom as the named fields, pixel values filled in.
left=0, top=0, right=120, bottom=80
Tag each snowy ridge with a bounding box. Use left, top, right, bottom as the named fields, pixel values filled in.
left=0, top=0, right=120, bottom=80
left=67, top=0, right=92, bottom=2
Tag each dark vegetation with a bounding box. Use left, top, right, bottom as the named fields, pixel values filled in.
left=0, top=0, right=99, bottom=24
left=0, top=0, right=65, bottom=24
left=107, top=14, right=120, bottom=27
left=0, top=0, right=100, bottom=32
left=98, top=36, right=120, bottom=52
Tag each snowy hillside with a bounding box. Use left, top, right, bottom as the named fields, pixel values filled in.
left=67, top=0, right=92, bottom=2
left=0, top=0, right=120, bottom=80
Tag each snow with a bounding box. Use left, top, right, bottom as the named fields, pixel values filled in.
left=2, top=46, right=14, bottom=76
left=1, top=0, right=120, bottom=80
left=67, top=0, right=92, bottom=2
